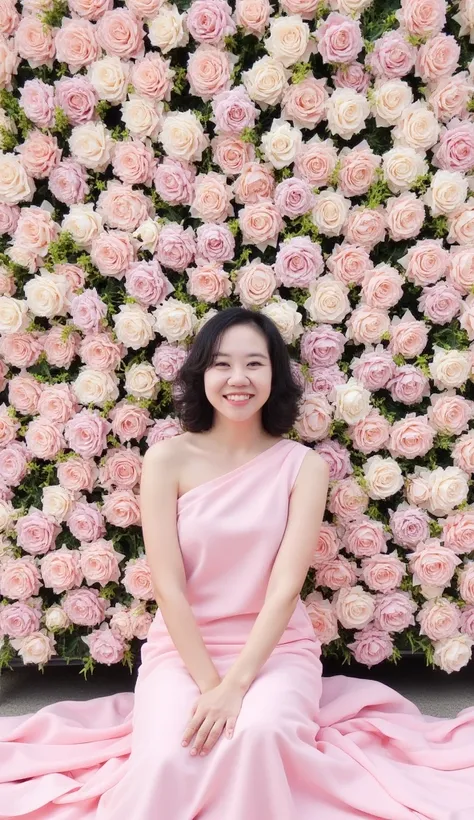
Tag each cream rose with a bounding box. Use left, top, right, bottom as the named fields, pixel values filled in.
left=242, top=55, right=290, bottom=108
left=159, top=111, right=209, bottom=162
left=429, top=346, right=471, bottom=389
left=433, top=633, right=473, bottom=673
left=121, top=95, right=162, bottom=140
left=23, top=271, right=70, bottom=319
left=153, top=296, right=198, bottom=342
left=311, top=190, right=350, bottom=237
left=393, top=101, right=440, bottom=151
left=42, top=485, right=75, bottom=523
left=73, top=367, right=120, bottom=407
left=424, top=170, right=468, bottom=216
left=260, top=297, right=303, bottom=343
left=363, top=454, right=404, bottom=499
left=260, top=118, right=302, bottom=169
left=62, top=204, right=102, bottom=249
left=265, top=15, right=312, bottom=68
left=0, top=296, right=29, bottom=335
left=382, top=146, right=428, bottom=193
left=88, top=56, right=130, bottom=103
left=68, top=121, right=114, bottom=172
left=304, top=274, right=351, bottom=324
left=112, top=303, right=155, bottom=350
left=0, top=153, right=35, bottom=205
left=326, top=88, right=370, bottom=140
left=147, top=4, right=189, bottom=53
left=429, top=466, right=470, bottom=516
left=333, top=377, right=371, bottom=425
left=371, top=79, right=413, bottom=127
left=124, top=361, right=160, bottom=400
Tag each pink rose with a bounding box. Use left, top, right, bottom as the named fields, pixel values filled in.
left=67, top=500, right=106, bottom=542
left=453, top=432, right=474, bottom=474
left=153, top=157, right=195, bottom=206
left=211, top=135, right=254, bottom=176
left=346, top=304, right=390, bottom=345
left=341, top=516, right=388, bottom=558
left=350, top=411, right=391, bottom=454
left=186, top=262, right=232, bottom=303
left=333, top=584, right=375, bottom=629
left=10, top=630, right=57, bottom=664
left=315, top=555, right=357, bottom=590
left=0, top=334, right=43, bottom=370
left=64, top=408, right=111, bottom=458
left=304, top=591, right=339, bottom=644
left=211, top=85, right=259, bottom=135
left=125, top=260, right=173, bottom=306
left=110, top=400, right=152, bottom=442
left=328, top=476, right=369, bottom=521
left=281, top=77, right=328, bottom=129
left=432, top=120, right=474, bottom=173
left=361, top=263, right=403, bottom=309
left=294, top=393, right=332, bottom=442
left=15, top=16, right=55, bottom=68
left=48, top=160, right=89, bottom=206
left=399, top=238, right=448, bottom=286
left=0, top=556, right=41, bottom=600
left=55, top=19, right=99, bottom=72
left=386, top=364, right=431, bottom=405
left=187, top=45, right=232, bottom=101
left=152, top=344, right=187, bottom=380
left=40, top=547, right=83, bottom=593
left=300, top=325, right=345, bottom=367
left=316, top=12, right=362, bottom=65
left=408, top=539, right=461, bottom=587
left=101, top=488, right=141, bottom=528
left=337, top=145, right=380, bottom=198
left=327, top=242, right=371, bottom=287
left=24, top=418, right=66, bottom=460
left=13, top=206, right=59, bottom=260
left=19, top=79, right=55, bottom=128
left=233, top=161, right=275, bottom=204
left=187, top=0, right=235, bottom=44
left=0, top=31, right=18, bottom=91
left=238, top=200, right=283, bottom=251
left=8, top=374, right=42, bottom=416
left=388, top=414, right=435, bottom=459
left=97, top=182, right=153, bottom=232
left=0, top=0, right=19, bottom=36
left=373, top=590, right=417, bottom=633
left=122, top=556, right=154, bottom=599
left=62, top=587, right=107, bottom=626
left=0, top=203, right=20, bottom=235
left=447, top=202, right=474, bottom=244
left=0, top=442, right=30, bottom=488
left=460, top=605, right=474, bottom=639
left=69, top=287, right=107, bottom=333
left=54, top=76, right=97, bottom=125
left=131, top=53, right=174, bottom=101
left=361, top=552, right=406, bottom=592
left=447, top=246, right=474, bottom=295
left=367, top=30, right=416, bottom=79
left=96, top=9, right=144, bottom=59
left=429, top=73, right=473, bottom=123
left=125, top=0, right=164, bottom=19
left=57, top=456, right=98, bottom=494
left=275, top=236, right=324, bottom=288
left=443, top=511, right=474, bottom=554
left=68, top=0, right=112, bottom=18
left=82, top=623, right=126, bottom=664
left=195, top=223, right=234, bottom=265
left=91, top=230, right=136, bottom=279
left=458, top=562, right=474, bottom=604
left=417, top=598, right=461, bottom=640
left=0, top=600, right=41, bottom=638
left=314, top=438, right=351, bottom=481
left=389, top=311, right=429, bottom=358
left=415, top=33, right=460, bottom=83
left=79, top=538, right=124, bottom=585
left=310, top=523, right=340, bottom=566
left=43, top=324, right=81, bottom=369
left=385, top=192, right=425, bottom=241
left=428, top=392, right=474, bottom=435
left=16, top=131, right=61, bottom=180
left=190, top=171, right=234, bottom=222
left=146, top=416, right=182, bottom=444
left=274, top=177, right=315, bottom=219
left=398, top=0, right=446, bottom=37
left=235, top=0, right=270, bottom=36
left=79, top=331, right=124, bottom=371
left=294, top=137, right=338, bottom=186
left=308, top=365, right=346, bottom=396
left=389, top=504, right=430, bottom=548
left=37, top=384, right=78, bottom=424
left=234, top=260, right=277, bottom=307
left=343, top=206, right=386, bottom=248
left=347, top=627, right=394, bottom=667
left=334, top=62, right=371, bottom=93
left=155, top=223, right=196, bottom=271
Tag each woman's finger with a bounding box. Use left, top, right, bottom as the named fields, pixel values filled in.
left=225, top=717, right=236, bottom=739
left=181, top=711, right=204, bottom=746
left=200, top=719, right=226, bottom=755
left=191, top=717, right=215, bottom=756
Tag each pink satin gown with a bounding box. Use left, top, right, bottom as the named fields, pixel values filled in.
left=2, top=438, right=474, bottom=819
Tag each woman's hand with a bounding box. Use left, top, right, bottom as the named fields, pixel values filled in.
left=182, top=680, right=244, bottom=757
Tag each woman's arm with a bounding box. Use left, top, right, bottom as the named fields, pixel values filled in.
left=221, top=450, right=330, bottom=695
left=140, top=442, right=221, bottom=694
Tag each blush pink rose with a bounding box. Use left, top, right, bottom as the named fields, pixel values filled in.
left=443, top=511, right=474, bottom=555
left=351, top=348, right=396, bottom=391
left=0, top=557, right=41, bottom=601
left=125, top=260, right=173, bottom=306
left=432, top=120, right=474, bottom=173
left=337, top=145, right=380, bottom=197
left=79, top=538, right=124, bottom=585
left=55, top=19, right=99, bottom=72
left=314, top=438, right=352, bottom=481
left=67, top=500, right=106, bottom=543
left=0, top=600, right=42, bottom=638
left=101, top=488, right=141, bottom=528
left=16, top=131, right=61, bottom=180
left=281, top=77, right=328, bottom=129
left=211, top=135, right=254, bottom=176
left=385, top=193, right=425, bottom=241
left=62, top=587, right=107, bottom=626
left=458, top=562, right=474, bottom=604
left=195, top=223, right=234, bottom=265
left=20, top=80, right=55, bottom=128
left=187, top=0, right=235, bottom=45
left=417, top=598, right=461, bottom=640
left=122, top=556, right=154, bottom=599
left=64, top=408, right=111, bottom=458
left=7, top=373, right=42, bottom=416
left=310, top=523, right=340, bottom=566
left=447, top=246, right=474, bottom=295
left=275, top=236, right=324, bottom=288
left=97, top=183, right=153, bottom=232
left=429, top=73, right=473, bottom=123
left=91, top=230, right=136, bottom=279
left=0, top=333, right=43, bottom=370
left=110, top=401, right=152, bottom=443
left=40, top=547, right=83, bottom=593
left=125, top=0, right=164, bottom=19
left=399, top=238, right=449, bottom=286
left=428, top=391, right=474, bottom=435
left=15, top=508, right=60, bottom=555
left=389, top=311, right=429, bottom=358
left=341, top=516, right=388, bottom=558
left=68, top=0, right=113, bottom=20
left=57, top=456, right=98, bottom=494
left=386, top=364, right=431, bottom=405
left=79, top=331, right=125, bottom=371
left=131, top=53, right=174, bottom=102
left=453, top=432, right=474, bottom=474
left=361, top=263, right=403, bottom=309
left=328, top=476, right=369, bottom=521
left=304, top=591, right=339, bottom=644
left=447, top=203, right=474, bottom=245
left=190, top=171, right=234, bottom=222
left=343, top=206, right=386, bottom=248
left=274, top=177, right=316, bottom=219
left=334, top=62, right=371, bottom=93
left=316, top=12, right=362, bottom=65
left=24, top=418, right=66, bottom=460
left=152, top=343, right=187, bottom=380
left=300, top=325, right=345, bottom=367
left=0, top=0, right=19, bottom=36
left=187, top=45, right=233, bottom=101
left=0, top=442, right=33, bottom=487
left=15, top=16, right=55, bottom=68
left=96, top=9, right=145, bottom=59
left=211, top=85, right=259, bottom=134
left=48, top=160, right=89, bottom=206
left=460, top=605, right=474, bottom=639
left=235, top=0, right=271, bottom=35
left=346, top=304, right=391, bottom=346
left=82, top=623, right=125, bottom=664
left=315, top=555, right=358, bottom=590
left=388, top=414, right=435, bottom=459
left=294, top=137, right=338, bottom=186
left=146, top=416, right=182, bottom=444
left=398, top=0, right=446, bottom=37
left=234, top=260, right=277, bottom=307
left=42, top=324, right=81, bottom=369
left=419, top=282, right=462, bottom=325
left=153, top=157, right=195, bottom=206
left=373, top=590, right=417, bottom=633
left=308, top=364, right=347, bottom=396
left=333, top=584, right=375, bottom=629
left=389, top=504, right=431, bottom=548
left=155, top=223, right=196, bottom=271
left=327, top=243, right=372, bottom=287
left=54, top=76, right=97, bottom=125
left=238, top=200, right=283, bottom=251
left=37, top=384, right=78, bottom=424
left=186, top=262, right=232, bottom=303
left=361, top=552, right=406, bottom=592
left=0, top=203, right=20, bottom=235
left=408, top=539, right=461, bottom=587
left=347, top=627, right=394, bottom=667
left=233, top=161, right=275, bottom=204
left=350, top=411, right=391, bottom=454
left=367, top=30, right=416, bottom=79
left=69, top=287, right=108, bottom=333
left=294, top=393, right=332, bottom=442
left=415, top=33, right=460, bottom=83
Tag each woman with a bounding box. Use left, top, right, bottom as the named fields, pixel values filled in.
left=2, top=307, right=474, bottom=820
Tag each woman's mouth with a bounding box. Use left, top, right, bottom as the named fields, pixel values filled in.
left=223, top=394, right=254, bottom=405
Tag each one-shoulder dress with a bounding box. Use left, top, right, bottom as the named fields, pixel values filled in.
left=2, top=438, right=474, bottom=820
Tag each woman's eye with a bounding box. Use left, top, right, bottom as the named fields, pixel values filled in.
left=249, top=361, right=261, bottom=367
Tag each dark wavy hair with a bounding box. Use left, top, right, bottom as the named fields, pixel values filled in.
left=173, top=307, right=303, bottom=436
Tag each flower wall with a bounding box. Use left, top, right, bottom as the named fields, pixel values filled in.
left=1, top=0, right=474, bottom=676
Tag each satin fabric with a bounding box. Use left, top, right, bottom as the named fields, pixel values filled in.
left=1, top=438, right=474, bottom=820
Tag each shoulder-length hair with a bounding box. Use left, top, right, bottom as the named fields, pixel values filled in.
left=173, top=307, right=303, bottom=436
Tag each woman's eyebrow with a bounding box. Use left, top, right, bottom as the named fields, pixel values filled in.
left=214, top=352, right=268, bottom=358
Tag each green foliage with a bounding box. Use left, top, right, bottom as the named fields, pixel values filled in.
left=291, top=62, right=312, bottom=84
left=282, top=213, right=320, bottom=243
left=0, top=126, right=17, bottom=151
left=40, top=0, right=68, bottom=28
left=363, top=172, right=392, bottom=209
left=52, top=106, right=70, bottom=137
left=95, top=100, right=111, bottom=120
left=43, top=232, right=80, bottom=270
left=0, top=90, right=33, bottom=138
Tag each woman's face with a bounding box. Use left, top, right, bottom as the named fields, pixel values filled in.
left=204, top=323, right=272, bottom=421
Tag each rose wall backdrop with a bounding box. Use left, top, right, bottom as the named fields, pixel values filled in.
left=0, top=0, right=474, bottom=677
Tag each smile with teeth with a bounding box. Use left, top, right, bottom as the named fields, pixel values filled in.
left=224, top=394, right=253, bottom=403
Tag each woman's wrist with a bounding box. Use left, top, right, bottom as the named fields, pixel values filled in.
left=199, top=674, right=222, bottom=694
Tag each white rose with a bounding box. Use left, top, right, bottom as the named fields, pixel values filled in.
left=73, top=367, right=120, bottom=407
left=23, top=272, right=70, bottom=319
left=147, top=4, right=189, bottom=53
left=333, top=377, right=371, bottom=425
left=242, top=56, right=290, bottom=108
left=428, top=466, right=470, bottom=516
left=393, top=102, right=440, bottom=151
left=0, top=296, right=29, bottom=335
left=329, top=0, right=372, bottom=15
left=159, top=111, right=209, bottom=162
left=124, top=361, right=160, bottom=400
left=121, top=95, right=162, bottom=141
left=62, top=204, right=102, bottom=249
left=0, top=498, right=15, bottom=532
left=0, top=153, right=35, bottom=205
left=132, top=219, right=161, bottom=253
left=424, top=170, right=469, bottom=217
left=304, top=274, right=351, bottom=324
left=44, top=605, right=70, bottom=631
left=429, top=346, right=471, bottom=389
left=42, top=485, right=75, bottom=523
left=265, top=15, right=312, bottom=68
left=260, top=118, right=302, bottom=169
left=326, top=88, right=370, bottom=140
left=153, top=296, right=198, bottom=342
left=371, top=79, right=413, bottom=127
left=382, top=145, right=428, bottom=193
left=68, top=122, right=114, bottom=172
left=334, top=585, right=375, bottom=629
left=10, top=630, right=56, bottom=665
left=260, top=297, right=303, bottom=343
left=88, top=56, right=130, bottom=103
left=311, top=190, right=350, bottom=237
left=363, top=454, right=404, bottom=499
left=112, top=303, right=156, bottom=350
left=433, top=633, right=473, bottom=673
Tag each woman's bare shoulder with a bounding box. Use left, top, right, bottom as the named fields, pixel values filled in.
left=143, top=434, right=189, bottom=471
